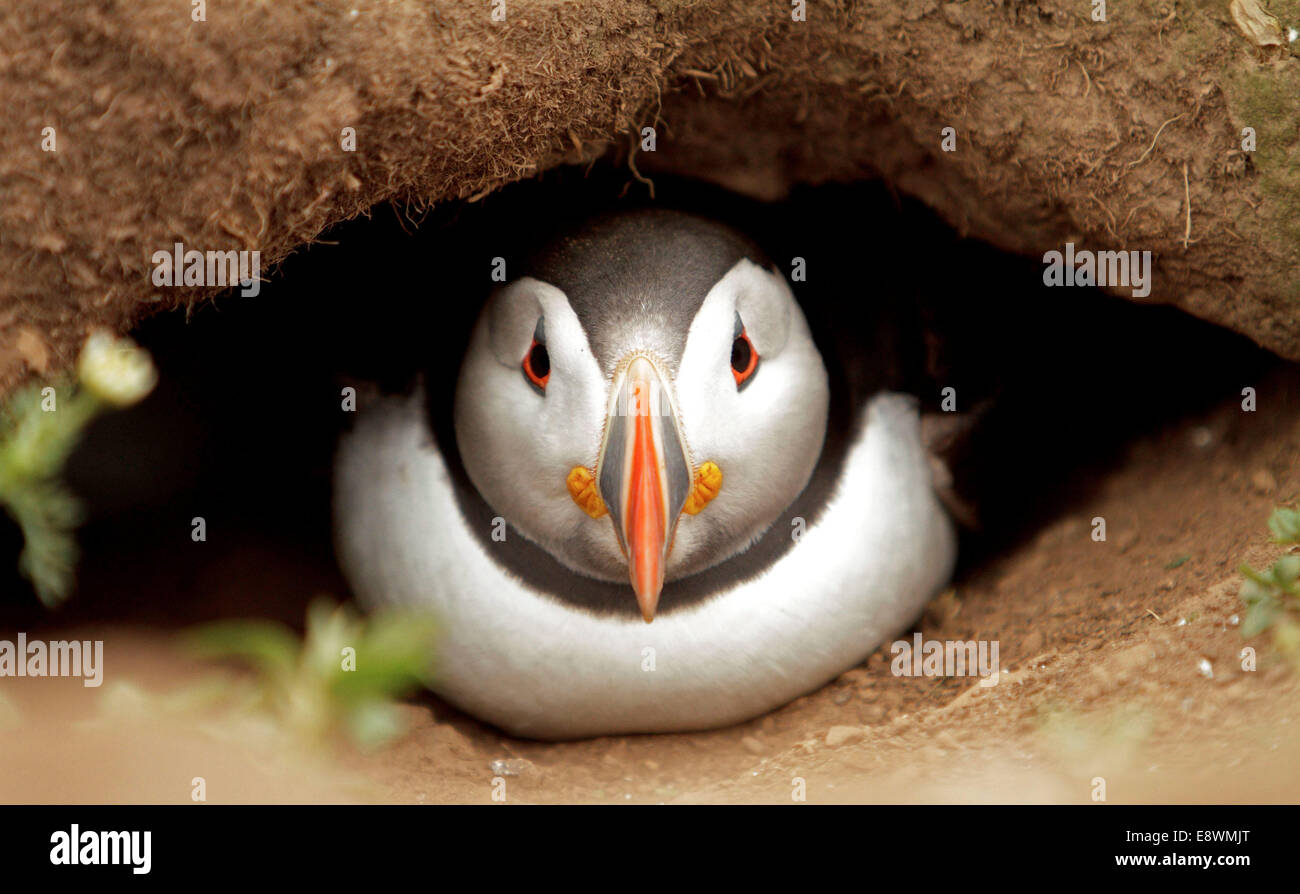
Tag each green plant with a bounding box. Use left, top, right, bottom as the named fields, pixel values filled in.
left=1238, top=506, right=1300, bottom=662
left=184, top=599, right=440, bottom=750
left=0, top=331, right=157, bottom=606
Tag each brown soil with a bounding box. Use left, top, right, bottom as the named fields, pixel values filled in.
left=4, top=370, right=1299, bottom=804
left=5, top=0, right=1300, bottom=399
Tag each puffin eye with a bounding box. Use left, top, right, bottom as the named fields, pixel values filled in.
left=522, top=339, right=550, bottom=393
left=731, top=328, right=759, bottom=389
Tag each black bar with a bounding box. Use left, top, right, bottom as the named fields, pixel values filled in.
left=0, top=805, right=1283, bottom=881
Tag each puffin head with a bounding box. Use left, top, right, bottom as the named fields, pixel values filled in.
left=454, top=210, right=830, bottom=622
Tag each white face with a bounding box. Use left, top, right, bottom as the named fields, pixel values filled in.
left=454, top=257, right=830, bottom=599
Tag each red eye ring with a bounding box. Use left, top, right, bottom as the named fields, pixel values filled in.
left=731, top=329, right=758, bottom=387
left=523, top=338, right=550, bottom=392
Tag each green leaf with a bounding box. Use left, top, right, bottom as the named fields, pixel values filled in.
left=1242, top=599, right=1278, bottom=638
left=1273, top=617, right=1300, bottom=660
left=0, top=374, right=126, bottom=607
left=1239, top=562, right=1272, bottom=586
left=183, top=620, right=301, bottom=678
left=302, top=598, right=360, bottom=678
left=183, top=600, right=439, bottom=750
left=1267, top=507, right=1300, bottom=545
left=330, top=614, right=439, bottom=702
left=344, top=699, right=407, bottom=751
left=1271, top=555, right=1300, bottom=587
left=1240, top=577, right=1269, bottom=605
left=3, top=478, right=83, bottom=607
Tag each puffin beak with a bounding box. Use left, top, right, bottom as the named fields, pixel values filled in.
left=596, top=355, right=693, bottom=623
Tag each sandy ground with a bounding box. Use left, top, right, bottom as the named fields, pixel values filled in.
left=2, top=373, right=1299, bottom=804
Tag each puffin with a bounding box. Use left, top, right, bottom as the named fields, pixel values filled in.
left=333, top=209, right=957, bottom=739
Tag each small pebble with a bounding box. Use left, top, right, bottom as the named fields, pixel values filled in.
left=1197, top=658, right=1213, bottom=679
left=1251, top=468, right=1278, bottom=495
left=489, top=758, right=534, bottom=777
left=825, top=725, right=864, bottom=747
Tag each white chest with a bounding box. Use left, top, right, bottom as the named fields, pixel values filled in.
left=333, top=390, right=955, bottom=739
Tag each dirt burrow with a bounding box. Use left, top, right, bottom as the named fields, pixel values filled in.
left=5, top=0, right=1300, bottom=398
left=3, top=368, right=1299, bottom=803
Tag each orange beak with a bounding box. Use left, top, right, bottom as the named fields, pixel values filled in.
left=596, top=355, right=693, bottom=622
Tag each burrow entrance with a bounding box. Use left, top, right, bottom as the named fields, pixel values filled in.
left=2, top=168, right=1294, bottom=803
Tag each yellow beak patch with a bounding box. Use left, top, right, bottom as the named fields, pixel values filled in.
left=566, top=461, right=722, bottom=520
left=566, top=466, right=608, bottom=519
left=682, top=461, right=722, bottom=515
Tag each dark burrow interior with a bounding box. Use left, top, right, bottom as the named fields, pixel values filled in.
left=0, top=166, right=1281, bottom=644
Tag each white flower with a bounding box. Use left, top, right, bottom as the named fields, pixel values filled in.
left=77, top=330, right=157, bottom=407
